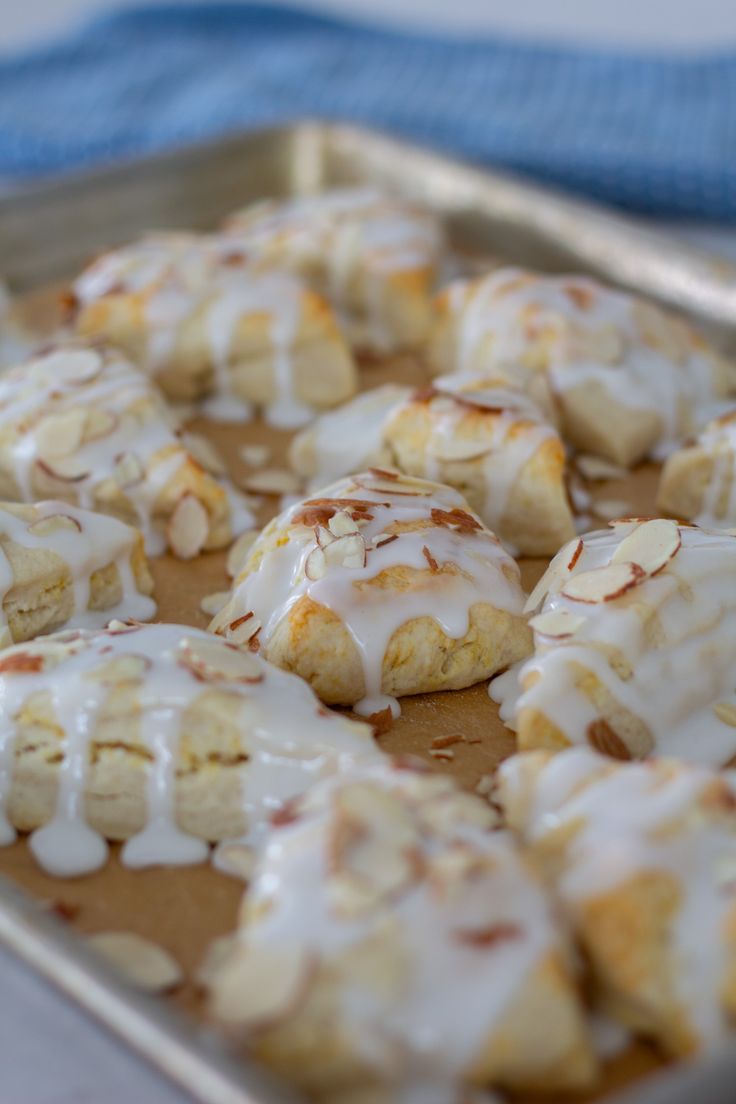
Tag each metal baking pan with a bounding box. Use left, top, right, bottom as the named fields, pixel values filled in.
left=0, top=120, right=735, bottom=1104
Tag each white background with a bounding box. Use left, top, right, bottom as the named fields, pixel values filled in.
left=2, top=3, right=735, bottom=1103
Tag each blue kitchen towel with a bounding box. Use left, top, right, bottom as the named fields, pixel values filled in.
left=1, top=2, right=735, bottom=219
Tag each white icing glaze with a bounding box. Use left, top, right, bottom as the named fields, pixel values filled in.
left=693, top=410, right=736, bottom=529
left=0, top=500, right=155, bottom=643
left=212, top=472, right=526, bottom=717
left=498, top=748, right=736, bottom=1050
left=491, top=521, right=736, bottom=763
left=228, top=761, right=570, bottom=1085
left=443, top=267, right=727, bottom=459
left=0, top=343, right=252, bottom=554
left=227, top=188, right=442, bottom=352
left=290, top=384, right=411, bottom=487
left=0, top=623, right=380, bottom=876
left=74, top=233, right=316, bottom=428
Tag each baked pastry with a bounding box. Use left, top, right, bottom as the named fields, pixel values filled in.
left=0, top=622, right=380, bottom=876
left=658, top=408, right=736, bottom=528
left=209, top=470, right=532, bottom=717
left=224, top=188, right=443, bottom=353
left=0, top=341, right=252, bottom=557
left=0, top=500, right=154, bottom=645
left=289, top=383, right=412, bottom=489
left=206, top=760, right=595, bottom=1096
left=382, top=376, right=575, bottom=556
left=491, top=518, right=736, bottom=764
left=497, top=747, right=736, bottom=1056
left=72, top=231, right=357, bottom=427
left=430, top=267, right=736, bottom=466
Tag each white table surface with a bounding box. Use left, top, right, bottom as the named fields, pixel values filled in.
left=2, top=4, right=736, bottom=1103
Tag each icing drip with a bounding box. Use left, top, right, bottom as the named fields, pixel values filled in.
left=492, top=522, right=736, bottom=763
left=444, top=267, right=728, bottom=459
left=0, top=344, right=251, bottom=554
left=74, top=233, right=319, bottom=428
left=694, top=411, right=736, bottom=528
left=213, top=472, right=526, bottom=717
left=498, top=748, right=736, bottom=1051
left=220, top=762, right=571, bottom=1088
left=0, top=623, right=381, bottom=877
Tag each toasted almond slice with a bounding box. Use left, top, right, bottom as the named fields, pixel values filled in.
left=211, top=943, right=313, bottom=1029
left=523, top=555, right=570, bottom=614
left=178, top=636, right=263, bottom=683
left=168, top=494, right=209, bottom=560
left=592, top=499, right=634, bottom=521
left=240, top=468, right=300, bottom=496
left=226, top=530, right=259, bottom=578
left=304, top=545, right=327, bottom=580
left=182, top=432, right=227, bottom=476
left=611, top=518, right=681, bottom=577
left=84, top=654, right=151, bottom=684
left=87, top=932, right=183, bottom=993
left=35, top=409, right=87, bottom=460
left=239, top=444, right=270, bottom=468
left=199, top=591, right=230, bottom=617
left=43, top=348, right=102, bottom=386
left=113, top=452, right=145, bottom=488
left=714, top=702, right=736, bottom=728
left=83, top=408, right=118, bottom=442
left=27, top=513, right=83, bottom=538
left=106, top=619, right=142, bottom=634
left=323, top=533, right=366, bottom=570
left=576, top=454, right=628, bottom=481
left=356, top=472, right=433, bottom=496
left=36, top=457, right=90, bottom=483
left=427, top=436, right=493, bottom=463
left=327, top=509, right=360, bottom=538
left=227, top=614, right=262, bottom=646
left=562, top=562, right=645, bottom=604
left=529, top=610, right=586, bottom=638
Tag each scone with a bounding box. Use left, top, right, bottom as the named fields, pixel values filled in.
left=224, top=187, right=443, bottom=353
left=0, top=623, right=380, bottom=876
left=0, top=341, right=252, bottom=557
left=491, top=519, right=736, bottom=764
left=658, top=408, right=736, bottom=528
left=382, top=376, right=575, bottom=556
left=497, top=747, right=736, bottom=1056
left=289, top=383, right=412, bottom=488
left=71, top=231, right=357, bottom=427
left=209, top=469, right=533, bottom=717
left=0, top=500, right=154, bottom=645
left=206, top=761, right=596, bottom=1097
left=430, top=267, right=736, bottom=466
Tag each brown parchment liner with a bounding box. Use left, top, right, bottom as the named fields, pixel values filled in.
left=0, top=287, right=670, bottom=1101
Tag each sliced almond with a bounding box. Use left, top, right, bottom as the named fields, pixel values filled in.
left=611, top=519, right=681, bottom=577
left=226, top=530, right=259, bottom=578
left=304, top=545, right=327, bottom=580
left=323, top=533, right=366, bottom=571
left=576, top=454, right=628, bottom=481
left=240, top=468, right=300, bottom=496
left=561, top=562, right=645, bottom=604
left=227, top=613, right=262, bottom=646
left=427, top=436, right=492, bottom=463
left=168, top=494, right=209, bottom=560
left=327, top=509, right=360, bottom=538
left=82, top=408, right=118, bottom=442
left=714, top=702, right=736, bottom=728
left=34, top=409, right=87, bottom=460
left=523, top=555, right=570, bottom=614
left=199, top=591, right=231, bottom=617
left=239, top=444, right=270, bottom=468
left=113, top=452, right=145, bottom=488
left=356, top=471, right=434, bottom=496
left=182, top=433, right=227, bottom=476
left=84, top=655, right=150, bottom=684
left=27, top=513, right=83, bottom=538
left=178, top=635, right=263, bottom=683
left=43, top=347, right=102, bottom=386
left=211, top=943, right=313, bottom=1030
left=36, top=457, right=90, bottom=483
left=529, top=610, right=586, bottom=638
left=106, top=619, right=142, bottom=634
left=87, top=931, right=183, bottom=993
left=567, top=539, right=584, bottom=571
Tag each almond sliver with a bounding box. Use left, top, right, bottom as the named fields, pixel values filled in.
left=611, top=518, right=681, bottom=577
left=562, top=562, right=645, bottom=604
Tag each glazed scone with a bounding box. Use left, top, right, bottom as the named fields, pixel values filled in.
left=658, top=408, right=736, bottom=528
left=430, top=268, right=736, bottom=467
left=490, top=520, right=736, bottom=764
left=0, top=341, right=253, bottom=557
left=72, top=231, right=357, bottom=428
left=289, top=384, right=412, bottom=488
left=497, top=747, right=736, bottom=1056
left=224, top=187, right=443, bottom=353
left=209, top=470, right=533, bottom=717
left=0, top=500, right=154, bottom=645
left=0, top=622, right=381, bottom=877
left=383, top=377, right=575, bottom=556
left=206, top=761, right=596, bottom=1097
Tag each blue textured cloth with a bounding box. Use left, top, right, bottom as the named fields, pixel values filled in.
left=1, top=3, right=735, bottom=219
